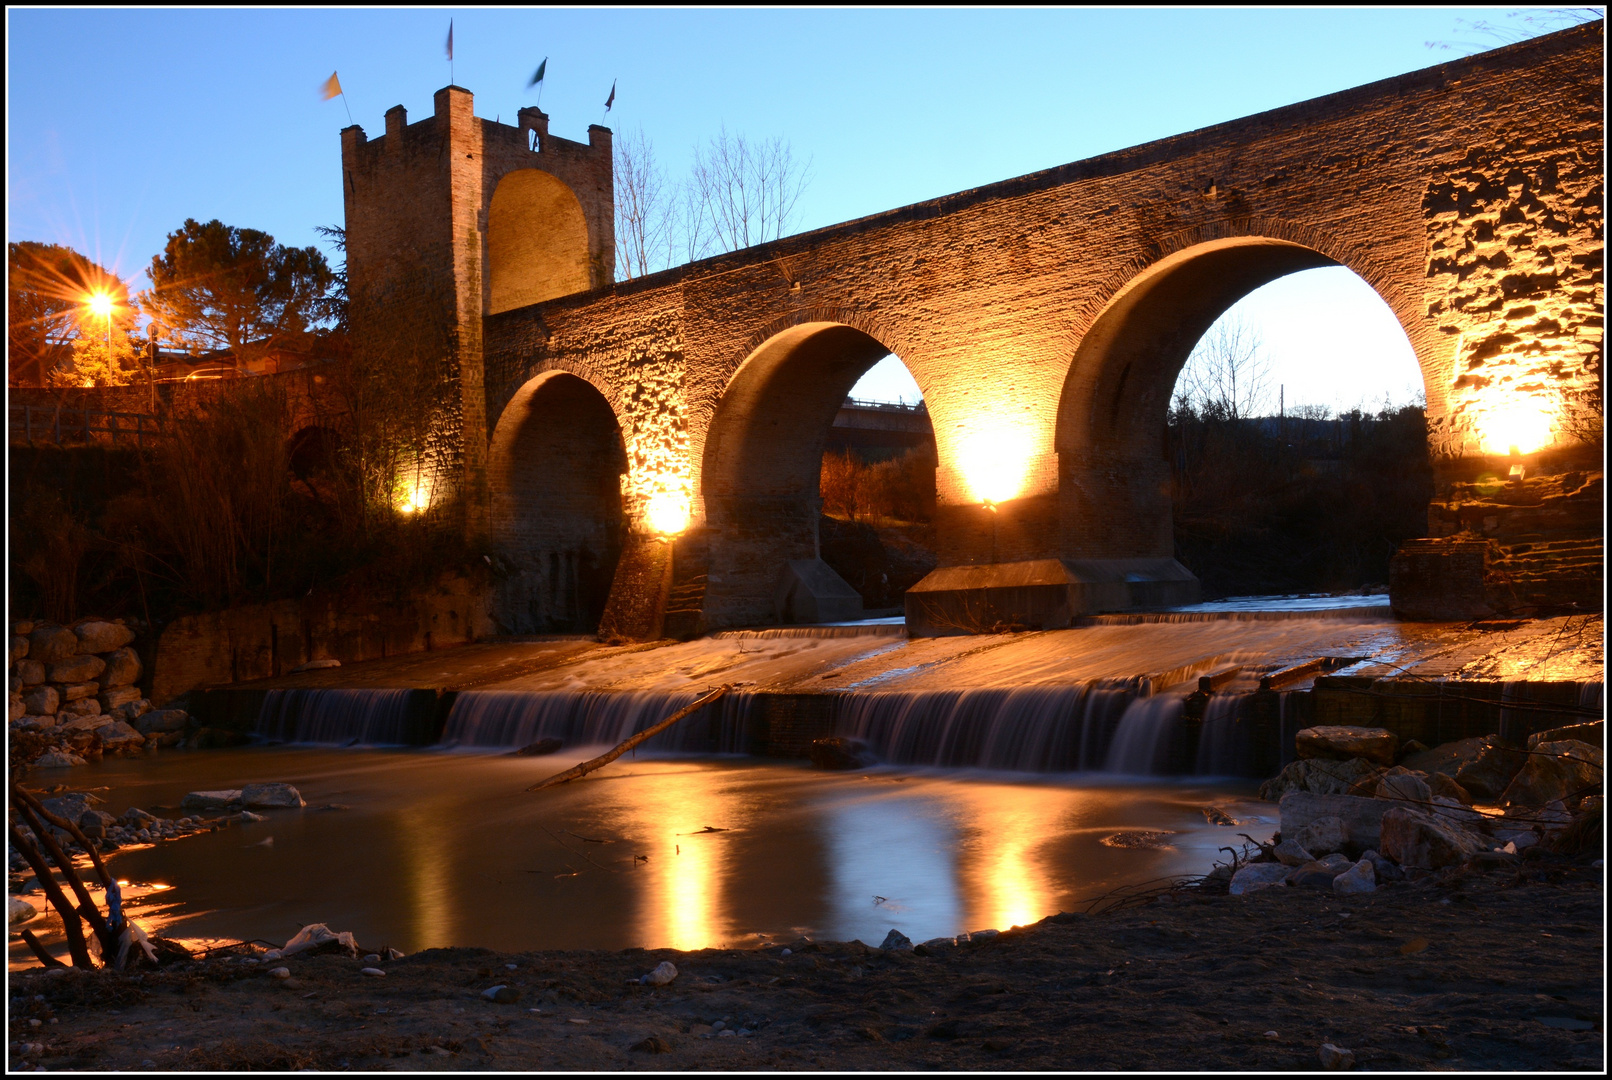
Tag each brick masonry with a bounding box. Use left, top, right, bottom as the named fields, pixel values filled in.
left=342, top=25, right=1602, bottom=633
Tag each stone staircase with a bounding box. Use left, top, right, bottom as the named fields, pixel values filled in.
left=1486, top=537, right=1604, bottom=613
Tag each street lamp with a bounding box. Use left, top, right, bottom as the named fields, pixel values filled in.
left=87, top=292, right=114, bottom=383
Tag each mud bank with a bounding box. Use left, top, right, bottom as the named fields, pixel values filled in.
left=9, top=860, right=1602, bottom=1072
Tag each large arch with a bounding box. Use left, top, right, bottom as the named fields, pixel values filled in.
left=486, top=169, right=593, bottom=314
left=1055, top=231, right=1430, bottom=563
left=487, top=370, right=627, bottom=633
left=700, top=321, right=900, bottom=627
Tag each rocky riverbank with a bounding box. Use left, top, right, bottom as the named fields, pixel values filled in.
left=6, top=847, right=1602, bottom=1071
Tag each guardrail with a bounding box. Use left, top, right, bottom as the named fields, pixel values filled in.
left=10, top=404, right=171, bottom=448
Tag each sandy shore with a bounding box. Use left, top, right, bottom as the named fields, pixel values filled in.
left=9, top=856, right=1602, bottom=1072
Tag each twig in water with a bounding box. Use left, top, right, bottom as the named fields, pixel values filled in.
left=676, top=825, right=729, bottom=835
left=539, top=824, right=618, bottom=873
left=566, top=831, right=615, bottom=844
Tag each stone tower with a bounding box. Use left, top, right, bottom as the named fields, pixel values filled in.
left=340, top=85, right=614, bottom=515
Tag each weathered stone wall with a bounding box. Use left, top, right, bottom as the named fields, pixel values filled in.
left=346, top=25, right=1601, bottom=631
left=149, top=573, right=493, bottom=706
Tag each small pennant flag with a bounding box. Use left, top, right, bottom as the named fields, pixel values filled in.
left=321, top=71, right=343, bottom=100
left=446, top=18, right=454, bottom=61
left=604, top=79, right=616, bottom=113
left=528, top=57, right=547, bottom=89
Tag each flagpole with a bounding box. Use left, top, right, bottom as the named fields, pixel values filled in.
left=340, top=91, right=354, bottom=126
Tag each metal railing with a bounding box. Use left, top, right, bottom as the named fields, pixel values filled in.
left=10, top=404, right=171, bottom=448
left=841, top=397, right=927, bottom=413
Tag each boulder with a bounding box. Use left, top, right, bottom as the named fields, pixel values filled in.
left=58, top=713, right=113, bottom=734
left=135, top=709, right=188, bottom=734
left=1395, top=739, right=1429, bottom=762
left=1293, top=815, right=1347, bottom=856
left=240, top=783, right=305, bottom=809
left=59, top=698, right=102, bottom=719
left=1501, top=740, right=1603, bottom=808
left=46, top=654, right=106, bottom=685
left=1359, top=848, right=1404, bottom=881
left=99, top=647, right=142, bottom=688
left=40, top=794, right=94, bottom=823
left=1527, top=720, right=1603, bottom=751
left=1273, top=839, right=1314, bottom=867
left=1229, top=863, right=1290, bottom=895
left=1375, top=770, right=1432, bottom=807
left=181, top=790, right=243, bottom=810
left=1259, top=757, right=1381, bottom=800
left=98, top=685, right=142, bottom=712
left=1278, top=792, right=1394, bottom=852
left=14, top=715, right=57, bottom=732
left=1489, top=826, right=1540, bottom=852
left=1427, top=794, right=1487, bottom=828
left=640, top=961, right=678, bottom=986
left=810, top=736, right=877, bottom=771
left=79, top=809, right=118, bottom=831
left=1426, top=771, right=1472, bottom=805
left=1379, top=807, right=1486, bottom=870
left=32, top=751, right=86, bottom=768
left=1401, top=735, right=1525, bottom=802
left=1287, top=859, right=1349, bottom=890
left=15, top=659, right=46, bottom=687
left=21, top=685, right=59, bottom=716
left=9, top=696, right=23, bottom=722
left=122, top=807, right=159, bottom=828
left=28, top=624, right=79, bottom=665
left=111, top=698, right=153, bottom=724
left=1331, top=858, right=1377, bottom=895
left=74, top=620, right=135, bottom=654
left=59, top=681, right=99, bottom=703
left=99, top=720, right=146, bottom=747
left=880, top=929, right=914, bottom=951
left=9, top=896, right=38, bottom=927
left=10, top=635, right=27, bottom=664
left=1295, top=725, right=1398, bottom=766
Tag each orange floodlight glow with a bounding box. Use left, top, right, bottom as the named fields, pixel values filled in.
left=86, top=292, right=114, bottom=318
left=1474, top=395, right=1556, bottom=455
left=645, top=490, right=690, bottom=536
left=956, top=423, right=1034, bottom=505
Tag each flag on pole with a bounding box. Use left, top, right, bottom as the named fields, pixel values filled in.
left=604, top=79, right=616, bottom=113
left=321, top=71, right=343, bottom=100
left=527, top=57, right=547, bottom=89
left=446, top=19, right=454, bottom=61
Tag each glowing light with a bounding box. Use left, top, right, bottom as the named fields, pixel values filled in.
left=86, top=292, right=113, bottom=318
left=955, top=425, right=1034, bottom=505
left=1474, top=396, right=1556, bottom=455
left=645, top=491, right=690, bottom=535
left=397, top=476, right=434, bottom=514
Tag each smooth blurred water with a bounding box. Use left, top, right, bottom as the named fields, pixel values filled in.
left=17, top=747, right=1267, bottom=961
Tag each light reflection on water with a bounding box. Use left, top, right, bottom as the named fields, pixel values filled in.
left=9, top=748, right=1267, bottom=966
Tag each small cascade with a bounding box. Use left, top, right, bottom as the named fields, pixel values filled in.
left=1103, top=693, right=1187, bottom=775
left=442, top=690, right=748, bottom=753
left=838, top=680, right=1145, bottom=771
left=257, top=689, right=421, bottom=745
left=1195, top=693, right=1251, bottom=775
left=712, top=623, right=907, bottom=640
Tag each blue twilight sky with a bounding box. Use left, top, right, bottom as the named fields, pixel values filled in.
left=5, top=7, right=1582, bottom=410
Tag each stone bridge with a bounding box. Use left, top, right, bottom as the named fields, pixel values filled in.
left=341, top=24, right=1603, bottom=637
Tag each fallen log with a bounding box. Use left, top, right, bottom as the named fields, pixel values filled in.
left=527, top=685, right=731, bottom=791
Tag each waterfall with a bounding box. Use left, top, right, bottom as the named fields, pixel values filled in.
left=257, top=688, right=421, bottom=745
left=1195, top=693, right=1249, bottom=776
left=441, top=690, right=748, bottom=753
left=711, top=624, right=906, bottom=640
left=837, top=679, right=1145, bottom=772
left=1103, top=693, right=1187, bottom=774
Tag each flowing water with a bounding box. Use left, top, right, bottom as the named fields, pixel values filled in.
left=13, top=747, right=1268, bottom=965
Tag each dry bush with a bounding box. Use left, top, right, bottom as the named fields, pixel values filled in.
left=819, top=447, right=935, bottom=523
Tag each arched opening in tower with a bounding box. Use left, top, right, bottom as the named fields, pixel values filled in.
left=488, top=372, right=627, bottom=633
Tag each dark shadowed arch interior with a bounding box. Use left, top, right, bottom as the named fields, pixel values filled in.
left=1055, top=238, right=1345, bottom=561
left=488, top=372, right=627, bottom=633
left=700, top=322, right=896, bottom=626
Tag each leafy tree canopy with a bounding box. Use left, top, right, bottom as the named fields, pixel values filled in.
left=140, top=218, right=335, bottom=368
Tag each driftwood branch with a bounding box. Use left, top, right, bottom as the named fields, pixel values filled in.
left=8, top=824, right=94, bottom=969
left=527, top=685, right=731, bottom=791
left=19, top=929, right=68, bottom=968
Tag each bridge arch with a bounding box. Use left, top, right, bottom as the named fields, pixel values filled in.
left=487, top=368, right=627, bottom=633
left=700, top=317, right=914, bottom=626
left=1054, top=223, right=1431, bottom=561
left=486, top=168, right=593, bottom=314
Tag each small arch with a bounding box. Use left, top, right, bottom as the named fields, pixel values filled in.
left=487, top=169, right=592, bottom=314
left=287, top=425, right=343, bottom=480
left=487, top=370, right=627, bottom=633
